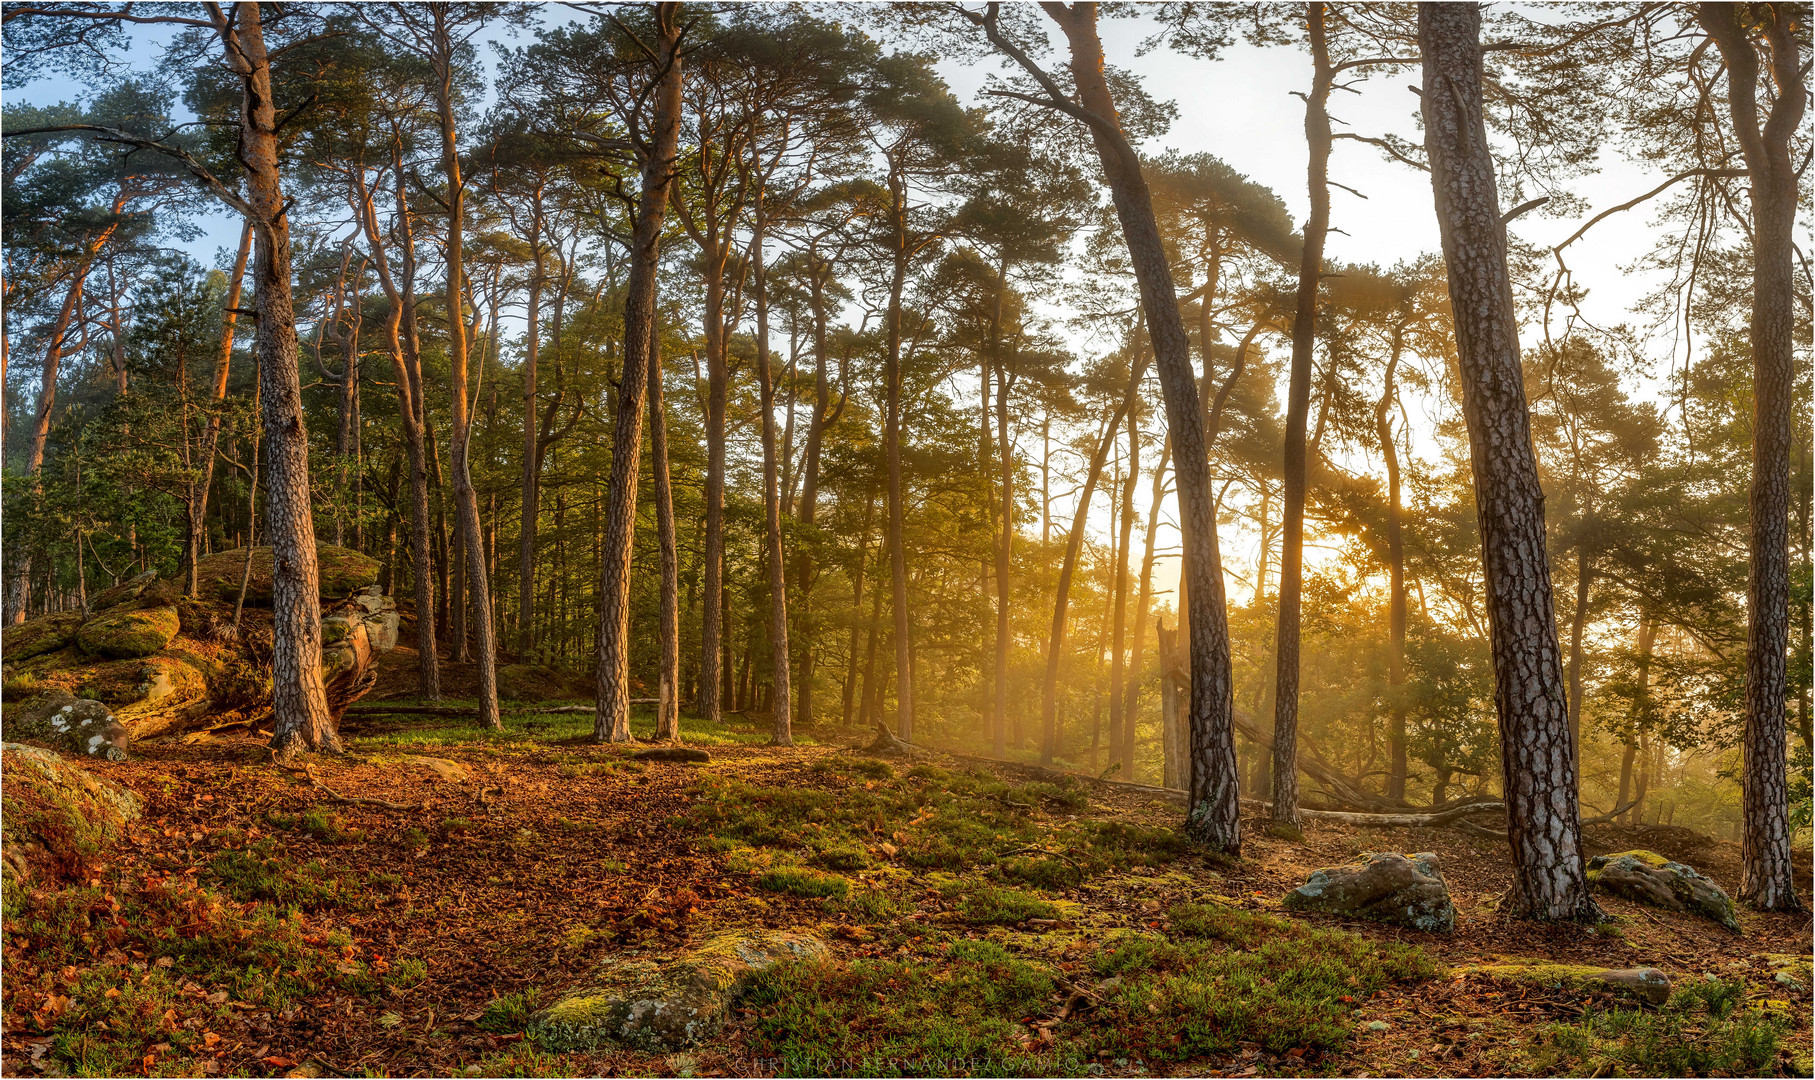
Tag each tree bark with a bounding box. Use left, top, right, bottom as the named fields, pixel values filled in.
left=649, top=325, right=681, bottom=741
left=884, top=176, right=915, bottom=742
left=1377, top=330, right=1409, bottom=801
left=1271, top=0, right=1334, bottom=829
left=517, top=191, right=547, bottom=659
left=429, top=9, right=499, bottom=730
left=750, top=203, right=792, bottom=746
left=1031, top=2, right=1241, bottom=852
left=1696, top=0, right=1804, bottom=913
left=594, top=4, right=684, bottom=743
left=1418, top=1, right=1595, bottom=920
left=220, top=1, right=336, bottom=758
left=189, top=220, right=254, bottom=596
left=1120, top=437, right=1169, bottom=783
left=1107, top=394, right=1142, bottom=780
left=356, top=156, right=438, bottom=698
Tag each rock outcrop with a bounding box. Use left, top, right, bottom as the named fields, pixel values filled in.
left=3, top=691, right=131, bottom=760
left=1, top=742, right=141, bottom=886
left=2, top=547, right=395, bottom=749
left=1283, top=851, right=1455, bottom=932
left=529, top=930, right=829, bottom=1052
left=1586, top=850, right=1740, bottom=931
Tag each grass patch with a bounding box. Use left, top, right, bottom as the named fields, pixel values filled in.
left=681, top=766, right=1182, bottom=896
left=757, top=865, right=851, bottom=899
left=1076, top=904, right=1436, bottom=1060
left=741, top=939, right=1065, bottom=1076
left=939, top=881, right=1058, bottom=925
left=477, top=988, right=545, bottom=1034
left=1528, top=979, right=1787, bottom=1076
left=738, top=901, right=1434, bottom=1076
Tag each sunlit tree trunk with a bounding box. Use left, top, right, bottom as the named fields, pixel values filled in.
left=1419, top=1, right=1595, bottom=920
left=594, top=4, right=684, bottom=743
left=1272, top=0, right=1334, bottom=829
left=1376, top=330, right=1409, bottom=801
left=750, top=201, right=792, bottom=746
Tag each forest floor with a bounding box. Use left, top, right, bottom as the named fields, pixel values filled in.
left=4, top=654, right=1812, bottom=1079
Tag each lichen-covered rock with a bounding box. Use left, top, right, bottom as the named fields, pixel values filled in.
left=496, top=663, right=587, bottom=702
left=1457, top=962, right=1671, bottom=1005
left=529, top=931, right=829, bottom=1052
left=88, top=570, right=159, bottom=613
left=2, top=690, right=132, bottom=760
left=1587, top=850, right=1739, bottom=931
left=1, top=742, right=141, bottom=886
left=2, top=611, right=86, bottom=662
left=191, top=546, right=379, bottom=606
left=76, top=605, right=181, bottom=659
left=1283, top=851, right=1455, bottom=931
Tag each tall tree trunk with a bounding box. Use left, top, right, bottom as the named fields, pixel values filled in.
left=993, top=326, right=1017, bottom=759
left=1616, top=615, right=1656, bottom=823
left=843, top=491, right=876, bottom=728
left=1107, top=400, right=1141, bottom=779
left=1271, top=0, right=1334, bottom=829
left=1120, top=437, right=1170, bottom=782
left=750, top=205, right=792, bottom=746
left=649, top=322, right=681, bottom=741
left=357, top=157, right=438, bottom=698
left=884, top=188, right=915, bottom=742
left=1565, top=541, right=1593, bottom=777
left=1377, top=331, right=1409, bottom=801
left=593, top=5, right=683, bottom=743
left=517, top=203, right=546, bottom=659
left=190, top=220, right=254, bottom=596
left=1029, top=3, right=1241, bottom=852
left=700, top=274, right=729, bottom=726
left=792, top=260, right=834, bottom=733
left=1697, top=1, right=1805, bottom=913
left=1041, top=356, right=1146, bottom=763
left=221, top=1, right=336, bottom=758
left=1419, top=1, right=1595, bottom=920
left=430, top=11, right=498, bottom=729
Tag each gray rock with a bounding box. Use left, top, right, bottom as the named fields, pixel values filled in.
left=1283, top=851, right=1455, bottom=932
left=1587, top=850, right=1739, bottom=931
left=2, top=690, right=132, bottom=760
left=529, top=930, right=828, bottom=1052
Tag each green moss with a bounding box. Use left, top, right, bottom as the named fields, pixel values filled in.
left=76, top=606, right=180, bottom=660
left=1528, top=979, right=1787, bottom=1077
left=2, top=611, right=86, bottom=662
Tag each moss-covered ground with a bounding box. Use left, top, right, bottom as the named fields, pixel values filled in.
left=3, top=704, right=1809, bottom=1078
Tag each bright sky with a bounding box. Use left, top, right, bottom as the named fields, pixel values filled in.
left=8, top=3, right=1730, bottom=621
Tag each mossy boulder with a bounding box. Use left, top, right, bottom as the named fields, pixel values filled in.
left=2, top=612, right=86, bottom=662
left=496, top=663, right=588, bottom=702
left=1, top=742, right=141, bottom=887
left=1455, top=962, right=1671, bottom=1005
left=88, top=570, right=158, bottom=613
left=529, top=930, right=829, bottom=1052
left=191, top=546, right=379, bottom=606
left=1587, top=850, right=1739, bottom=931
left=76, top=605, right=181, bottom=659
left=2, top=690, right=131, bottom=760
left=1283, top=851, right=1455, bottom=932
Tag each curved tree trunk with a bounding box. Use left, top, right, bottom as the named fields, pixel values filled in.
left=1419, top=1, right=1595, bottom=920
